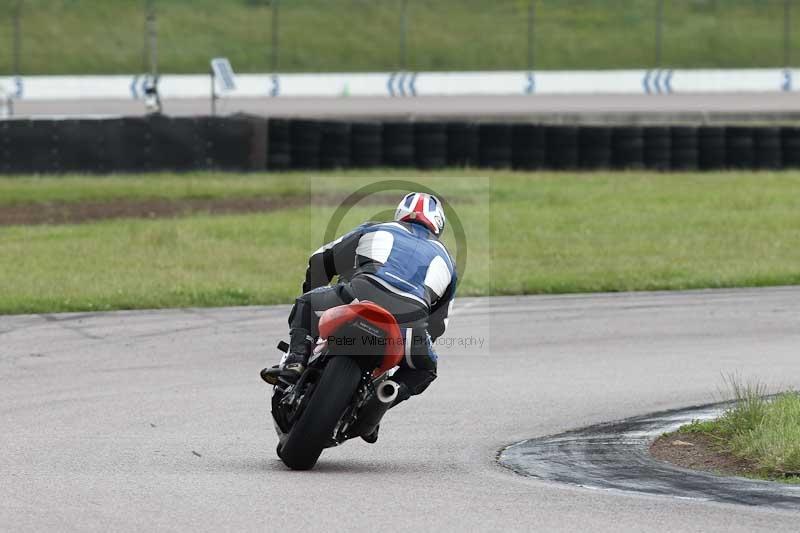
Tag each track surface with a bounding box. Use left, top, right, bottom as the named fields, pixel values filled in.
left=12, top=93, right=800, bottom=121
left=2, top=287, right=799, bottom=531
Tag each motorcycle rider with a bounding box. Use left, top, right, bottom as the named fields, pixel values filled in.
left=261, top=192, right=457, bottom=432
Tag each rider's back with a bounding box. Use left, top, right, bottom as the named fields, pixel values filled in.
left=355, top=221, right=455, bottom=308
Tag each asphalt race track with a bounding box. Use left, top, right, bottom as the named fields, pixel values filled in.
left=12, top=93, right=800, bottom=122
left=1, top=287, right=799, bottom=531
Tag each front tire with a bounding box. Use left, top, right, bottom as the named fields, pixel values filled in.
left=279, top=356, right=362, bottom=470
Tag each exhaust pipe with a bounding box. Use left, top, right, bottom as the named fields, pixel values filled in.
left=347, top=380, right=401, bottom=438
left=376, top=380, right=399, bottom=404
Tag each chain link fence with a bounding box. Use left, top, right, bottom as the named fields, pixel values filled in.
left=2, top=0, right=799, bottom=76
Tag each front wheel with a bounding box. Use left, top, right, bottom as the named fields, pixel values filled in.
left=279, top=356, right=362, bottom=470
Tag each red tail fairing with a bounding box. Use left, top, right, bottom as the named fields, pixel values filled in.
left=318, top=301, right=404, bottom=375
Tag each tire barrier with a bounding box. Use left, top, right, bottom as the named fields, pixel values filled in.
left=3, top=117, right=800, bottom=174
left=290, top=119, right=321, bottom=170
left=611, top=126, right=644, bottom=169
left=643, top=126, right=671, bottom=171
left=150, top=116, right=204, bottom=171
left=783, top=127, right=800, bottom=168
left=350, top=121, right=382, bottom=168
left=267, top=118, right=291, bottom=171
left=546, top=126, right=579, bottom=170
left=414, top=122, right=447, bottom=169
left=2, top=120, right=58, bottom=173
left=754, top=127, right=782, bottom=170
left=698, top=126, right=726, bottom=170
left=726, top=127, right=755, bottom=169
left=478, top=124, right=512, bottom=169
left=56, top=119, right=108, bottom=173
left=446, top=122, right=478, bottom=167
left=511, top=124, right=546, bottom=170
left=382, top=122, right=415, bottom=168
left=106, top=117, right=151, bottom=172
left=670, top=126, right=699, bottom=171
left=578, top=126, right=612, bottom=170
left=206, top=116, right=259, bottom=171
left=319, top=121, right=351, bottom=170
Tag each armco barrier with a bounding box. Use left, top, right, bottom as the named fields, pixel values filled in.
left=8, top=69, right=800, bottom=101
left=3, top=116, right=800, bottom=174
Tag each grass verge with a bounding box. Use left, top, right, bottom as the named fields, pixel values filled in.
left=672, top=378, right=800, bottom=482
left=1, top=170, right=800, bottom=314
left=3, top=0, right=798, bottom=74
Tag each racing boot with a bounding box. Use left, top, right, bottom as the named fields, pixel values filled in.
left=260, top=328, right=313, bottom=385
left=361, top=424, right=379, bottom=444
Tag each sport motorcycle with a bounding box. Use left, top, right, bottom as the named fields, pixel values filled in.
left=268, top=301, right=404, bottom=470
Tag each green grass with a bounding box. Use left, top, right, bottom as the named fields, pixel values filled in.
left=0, top=212, right=308, bottom=313
left=1, top=170, right=800, bottom=314
left=2, top=0, right=798, bottom=75
left=678, top=377, right=800, bottom=480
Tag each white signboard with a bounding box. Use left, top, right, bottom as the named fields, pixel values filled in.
left=210, top=58, right=236, bottom=92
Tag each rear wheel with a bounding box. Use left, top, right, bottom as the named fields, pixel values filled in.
left=279, top=356, right=362, bottom=470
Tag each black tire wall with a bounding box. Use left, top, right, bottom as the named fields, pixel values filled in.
left=351, top=121, right=382, bottom=168
left=3, top=116, right=800, bottom=173
left=447, top=122, right=479, bottom=167
left=478, top=123, right=512, bottom=168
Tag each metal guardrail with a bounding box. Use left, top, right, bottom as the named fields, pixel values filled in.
left=4, top=69, right=799, bottom=103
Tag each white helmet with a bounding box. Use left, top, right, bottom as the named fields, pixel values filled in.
left=394, top=192, right=446, bottom=235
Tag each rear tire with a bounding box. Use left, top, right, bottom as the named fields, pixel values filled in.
left=279, top=357, right=362, bottom=470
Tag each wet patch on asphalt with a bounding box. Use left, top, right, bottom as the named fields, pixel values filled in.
left=498, top=402, right=800, bottom=510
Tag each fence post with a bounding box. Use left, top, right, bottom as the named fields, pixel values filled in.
left=400, top=0, right=409, bottom=70
left=145, top=0, right=158, bottom=77
left=527, top=0, right=535, bottom=71
left=13, top=0, right=22, bottom=77
left=785, top=0, right=792, bottom=67
left=271, top=0, right=280, bottom=72
left=143, top=0, right=162, bottom=113
left=655, top=0, right=664, bottom=67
